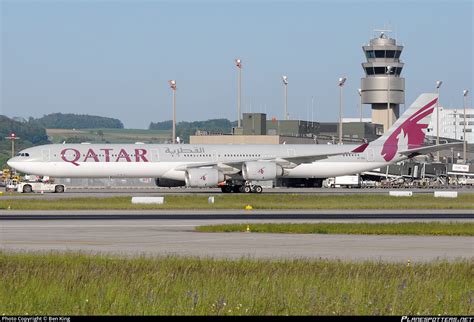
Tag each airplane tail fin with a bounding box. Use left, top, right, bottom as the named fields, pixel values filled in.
left=367, top=93, right=438, bottom=162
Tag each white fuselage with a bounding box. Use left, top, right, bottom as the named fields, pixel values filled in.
left=8, top=143, right=401, bottom=180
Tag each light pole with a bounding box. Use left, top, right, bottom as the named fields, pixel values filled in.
left=386, top=66, right=392, bottom=133
left=282, top=75, right=288, bottom=120
left=435, top=80, right=443, bottom=161
left=338, top=77, right=347, bottom=144
left=358, top=88, right=362, bottom=123
left=4, top=133, right=19, bottom=158
left=463, top=89, right=469, bottom=162
left=168, top=80, right=177, bottom=144
left=235, top=59, right=242, bottom=128
left=454, top=109, right=458, bottom=140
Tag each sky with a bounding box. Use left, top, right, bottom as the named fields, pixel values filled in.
left=1, top=0, right=473, bottom=129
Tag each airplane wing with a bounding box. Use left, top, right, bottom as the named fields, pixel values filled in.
left=173, top=150, right=347, bottom=171
left=174, top=142, right=463, bottom=172
left=174, top=159, right=273, bottom=172
left=280, top=152, right=345, bottom=164
left=399, top=142, right=463, bottom=157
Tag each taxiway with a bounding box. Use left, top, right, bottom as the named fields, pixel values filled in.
left=1, top=210, right=472, bottom=262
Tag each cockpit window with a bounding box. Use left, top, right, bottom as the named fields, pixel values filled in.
left=16, top=152, right=30, bottom=157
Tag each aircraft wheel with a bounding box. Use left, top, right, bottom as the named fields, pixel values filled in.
left=244, top=186, right=251, bottom=193
left=254, top=185, right=263, bottom=193
left=221, top=186, right=232, bottom=193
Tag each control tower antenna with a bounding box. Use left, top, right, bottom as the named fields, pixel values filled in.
left=373, top=29, right=392, bottom=39
left=373, top=28, right=392, bottom=33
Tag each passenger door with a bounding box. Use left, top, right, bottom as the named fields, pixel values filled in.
left=366, top=149, right=374, bottom=162
left=42, top=149, right=50, bottom=162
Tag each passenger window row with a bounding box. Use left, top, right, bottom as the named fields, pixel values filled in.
left=224, top=154, right=261, bottom=157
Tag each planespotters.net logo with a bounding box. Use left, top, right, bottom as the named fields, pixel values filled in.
left=401, top=317, right=473, bottom=322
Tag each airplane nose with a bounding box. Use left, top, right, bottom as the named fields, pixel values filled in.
left=7, top=157, right=31, bottom=174
left=7, top=158, right=18, bottom=170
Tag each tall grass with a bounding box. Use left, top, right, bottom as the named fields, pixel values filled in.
left=196, top=222, right=474, bottom=236
left=0, top=252, right=472, bottom=315
left=1, top=194, right=473, bottom=210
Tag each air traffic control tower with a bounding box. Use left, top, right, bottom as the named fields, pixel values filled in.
left=361, top=31, right=405, bottom=132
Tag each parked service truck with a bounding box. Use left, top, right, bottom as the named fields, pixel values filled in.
left=325, top=175, right=361, bottom=188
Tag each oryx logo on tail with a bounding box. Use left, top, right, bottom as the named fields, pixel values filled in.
left=381, top=97, right=437, bottom=161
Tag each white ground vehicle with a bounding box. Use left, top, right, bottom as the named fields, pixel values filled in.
left=17, top=182, right=66, bottom=193
left=325, top=175, right=361, bottom=188
left=361, top=180, right=379, bottom=188
left=5, top=180, right=18, bottom=192
left=457, top=177, right=474, bottom=185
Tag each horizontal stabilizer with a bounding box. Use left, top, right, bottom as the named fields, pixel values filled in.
left=399, top=142, right=463, bottom=157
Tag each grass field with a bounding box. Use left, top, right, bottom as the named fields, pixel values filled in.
left=1, top=194, right=473, bottom=210
left=0, top=252, right=472, bottom=316
left=196, top=222, right=474, bottom=236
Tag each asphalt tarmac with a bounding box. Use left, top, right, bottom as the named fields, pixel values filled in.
left=1, top=210, right=473, bottom=262
left=2, top=186, right=473, bottom=200
left=0, top=209, right=473, bottom=220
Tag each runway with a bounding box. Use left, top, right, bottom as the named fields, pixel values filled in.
left=1, top=219, right=472, bottom=262
left=1, top=210, right=473, bottom=262
left=1, top=209, right=473, bottom=220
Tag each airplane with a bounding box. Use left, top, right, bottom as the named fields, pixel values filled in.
left=8, top=93, right=461, bottom=193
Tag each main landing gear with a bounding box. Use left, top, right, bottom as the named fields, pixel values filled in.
left=220, top=181, right=263, bottom=193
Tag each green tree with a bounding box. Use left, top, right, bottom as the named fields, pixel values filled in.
left=35, top=113, right=124, bottom=129
left=149, top=118, right=237, bottom=143
left=0, top=115, right=50, bottom=167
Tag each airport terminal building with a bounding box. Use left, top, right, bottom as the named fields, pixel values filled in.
left=191, top=113, right=383, bottom=145
left=427, top=107, right=474, bottom=144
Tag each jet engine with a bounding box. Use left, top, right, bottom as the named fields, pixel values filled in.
left=242, top=161, right=283, bottom=180
left=154, top=178, right=185, bottom=187
left=185, top=168, right=224, bottom=187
